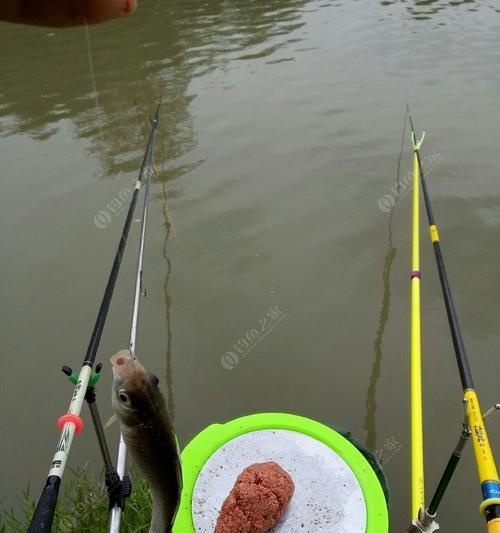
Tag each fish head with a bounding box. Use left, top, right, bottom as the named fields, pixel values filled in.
left=110, top=349, right=164, bottom=427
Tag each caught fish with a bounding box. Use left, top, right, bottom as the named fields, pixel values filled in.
left=111, top=350, right=182, bottom=533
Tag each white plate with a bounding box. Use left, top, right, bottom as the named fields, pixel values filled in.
left=191, top=429, right=367, bottom=533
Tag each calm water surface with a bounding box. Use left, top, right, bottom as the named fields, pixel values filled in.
left=1, top=1, right=500, bottom=531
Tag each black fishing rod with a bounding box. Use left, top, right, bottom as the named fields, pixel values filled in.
left=407, top=107, right=500, bottom=533
left=28, top=104, right=161, bottom=533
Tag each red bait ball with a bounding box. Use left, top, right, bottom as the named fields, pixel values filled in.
left=214, top=462, right=295, bottom=533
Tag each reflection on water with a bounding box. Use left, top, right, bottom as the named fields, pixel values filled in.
left=364, top=113, right=407, bottom=451
left=1, top=0, right=311, bottom=422
left=162, top=183, right=175, bottom=420
left=155, top=133, right=186, bottom=422
left=380, top=0, right=498, bottom=19
left=0, top=0, right=309, bottom=176
left=1, top=0, right=494, bottom=168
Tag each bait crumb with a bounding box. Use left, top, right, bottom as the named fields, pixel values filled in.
left=214, top=462, right=294, bottom=533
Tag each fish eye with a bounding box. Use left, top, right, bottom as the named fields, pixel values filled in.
left=118, top=390, right=131, bottom=404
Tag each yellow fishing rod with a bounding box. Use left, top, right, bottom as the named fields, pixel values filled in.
left=408, top=107, right=500, bottom=533
left=409, top=128, right=426, bottom=524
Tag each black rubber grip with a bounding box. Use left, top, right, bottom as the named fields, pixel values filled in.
left=27, top=476, right=61, bottom=532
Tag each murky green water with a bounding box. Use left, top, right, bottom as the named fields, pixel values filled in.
left=2, top=0, right=500, bottom=530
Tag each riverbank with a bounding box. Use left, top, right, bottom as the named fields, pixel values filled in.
left=0, top=467, right=151, bottom=532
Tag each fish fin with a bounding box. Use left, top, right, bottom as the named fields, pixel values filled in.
left=104, top=414, right=118, bottom=430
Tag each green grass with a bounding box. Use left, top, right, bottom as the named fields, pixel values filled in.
left=0, top=466, right=153, bottom=533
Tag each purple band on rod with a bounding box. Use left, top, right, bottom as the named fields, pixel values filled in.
left=410, top=270, right=421, bottom=279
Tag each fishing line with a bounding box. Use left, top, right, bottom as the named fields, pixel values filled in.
left=83, top=18, right=107, bottom=168
left=82, top=16, right=125, bottom=249
left=396, top=110, right=408, bottom=197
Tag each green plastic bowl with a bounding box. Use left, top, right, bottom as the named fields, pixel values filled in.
left=173, top=412, right=389, bottom=532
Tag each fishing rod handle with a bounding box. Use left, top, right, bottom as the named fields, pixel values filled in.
left=27, top=475, right=61, bottom=532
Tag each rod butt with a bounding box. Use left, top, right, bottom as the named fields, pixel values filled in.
left=27, top=475, right=61, bottom=532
